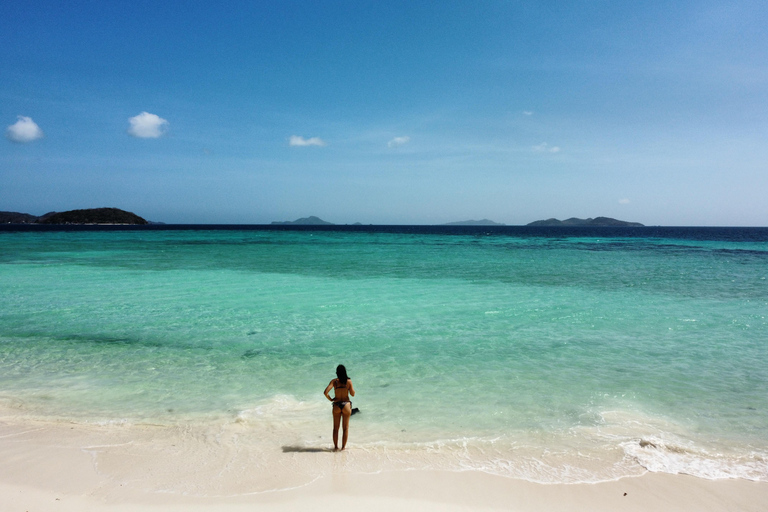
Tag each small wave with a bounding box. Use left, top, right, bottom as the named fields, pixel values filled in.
left=622, top=436, right=768, bottom=481
left=235, top=395, right=325, bottom=429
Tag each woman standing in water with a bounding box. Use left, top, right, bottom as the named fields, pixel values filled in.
left=324, top=364, right=355, bottom=451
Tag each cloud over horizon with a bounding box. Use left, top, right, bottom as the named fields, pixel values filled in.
left=387, top=136, right=410, bottom=148
left=6, top=116, right=44, bottom=143
left=289, top=135, right=326, bottom=147
left=128, top=112, right=169, bottom=138
left=532, top=142, right=560, bottom=153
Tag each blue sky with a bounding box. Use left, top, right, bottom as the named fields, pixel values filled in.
left=2, top=1, right=767, bottom=225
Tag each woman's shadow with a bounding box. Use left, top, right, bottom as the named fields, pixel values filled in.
left=281, top=445, right=336, bottom=453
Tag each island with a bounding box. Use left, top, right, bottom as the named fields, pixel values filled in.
left=1, top=208, right=148, bottom=225
left=271, top=216, right=334, bottom=225
left=527, top=217, right=643, bottom=227
left=0, top=212, right=39, bottom=224
left=443, top=219, right=505, bottom=226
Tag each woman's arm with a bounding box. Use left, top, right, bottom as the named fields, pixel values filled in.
left=348, top=380, right=355, bottom=397
left=323, top=380, right=335, bottom=401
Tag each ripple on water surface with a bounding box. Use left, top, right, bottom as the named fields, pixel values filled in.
left=0, top=228, right=766, bottom=483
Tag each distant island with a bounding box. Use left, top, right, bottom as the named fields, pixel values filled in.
left=0, top=212, right=39, bottom=224
left=1, top=208, right=148, bottom=225
left=443, top=219, right=505, bottom=226
left=1, top=210, right=645, bottom=228
left=271, top=216, right=334, bottom=225
left=527, top=217, right=643, bottom=227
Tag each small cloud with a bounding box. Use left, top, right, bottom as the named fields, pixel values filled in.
left=619, top=198, right=631, bottom=204
left=523, top=111, right=534, bottom=116
left=532, top=142, right=560, bottom=153
left=289, top=135, right=326, bottom=147
left=387, top=136, right=410, bottom=148
left=6, top=116, right=44, bottom=143
left=128, top=112, right=169, bottom=138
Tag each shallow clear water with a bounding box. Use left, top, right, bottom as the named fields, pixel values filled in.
left=1, top=227, right=767, bottom=482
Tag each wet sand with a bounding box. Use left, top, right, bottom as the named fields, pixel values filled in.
left=2, top=417, right=766, bottom=512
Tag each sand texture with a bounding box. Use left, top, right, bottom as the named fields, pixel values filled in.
left=1, top=418, right=766, bottom=511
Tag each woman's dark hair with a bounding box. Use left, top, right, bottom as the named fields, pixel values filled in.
left=336, top=364, right=348, bottom=385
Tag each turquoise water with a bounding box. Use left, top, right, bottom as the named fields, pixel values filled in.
left=1, top=228, right=767, bottom=482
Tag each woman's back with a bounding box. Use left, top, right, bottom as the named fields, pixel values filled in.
left=333, top=379, right=351, bottom=401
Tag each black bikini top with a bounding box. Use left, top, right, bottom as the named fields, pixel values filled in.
left=335, top=379, right=348, bottom=389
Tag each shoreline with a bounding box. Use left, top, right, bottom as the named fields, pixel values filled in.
left=2, top=417, right=767, bottom=511
left=3, top=398, right=765, bottom=486
left=4, top=463, right=767, bottom=512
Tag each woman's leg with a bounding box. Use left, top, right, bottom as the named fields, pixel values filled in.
left=340, top=404, right=352, bottom=450
left=332, top=406, right=342, bottom=450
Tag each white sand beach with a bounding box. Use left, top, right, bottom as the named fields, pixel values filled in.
left=2, top=417, right=766, bottom=512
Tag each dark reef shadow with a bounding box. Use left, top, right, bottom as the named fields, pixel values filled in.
left=282, top=445, right=335, bottom=453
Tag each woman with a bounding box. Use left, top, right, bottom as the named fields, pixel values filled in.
left=324, top=364, right=355, bottom=451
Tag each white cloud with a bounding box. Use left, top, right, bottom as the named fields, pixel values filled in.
left=523, top=111, right=534, bottom=116
left=289, top=135, right=326, bottom=147
left=6, top=116, right=44, bottom=143
left=387, top=136, right=410, bottom=148
left=128, top=112, right=169, bottom=138
left=532, top=142, right=560, bottom=153
left=619, top=198, right=631, bottom=204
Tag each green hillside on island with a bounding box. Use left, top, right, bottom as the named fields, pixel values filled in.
left=0, top=212, right=39, bottom=224
left=0, top=208, right=148, bottom=225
